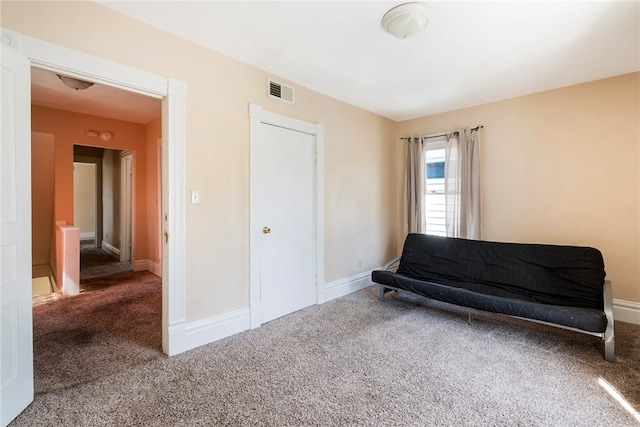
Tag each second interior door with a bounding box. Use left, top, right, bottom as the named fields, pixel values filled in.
left=256, top=122, right=316, bottom=323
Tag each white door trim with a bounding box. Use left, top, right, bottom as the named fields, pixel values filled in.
left=120, top=152, right=133, bottom=262
left=1, top=27, right=187, bottom=356
left=248, top=104, right=325, bottom=329
left=156, top=138, right=163, bottom=274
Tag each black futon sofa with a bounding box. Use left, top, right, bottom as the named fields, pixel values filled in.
left=372, top=233, right=615, bottom=362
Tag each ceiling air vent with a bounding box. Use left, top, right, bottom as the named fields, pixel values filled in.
left=268, top=78, right=294, bottom=105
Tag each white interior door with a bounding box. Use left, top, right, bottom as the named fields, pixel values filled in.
left=255, top=123, right=316, bottom=323
left=1, top=42, right=34, bottom=427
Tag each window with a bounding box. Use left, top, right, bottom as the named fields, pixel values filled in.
left=425, top=140, right=446, bottom=236
left=412, top=129, right=480, bottom=239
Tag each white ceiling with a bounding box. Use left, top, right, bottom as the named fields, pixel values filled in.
left=31, top=67, right=161, bottom=124
left=34, top=1, right=640, bottom=123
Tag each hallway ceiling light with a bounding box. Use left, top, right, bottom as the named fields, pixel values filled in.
left=56, top=74, right=95, bottom=90
left=382, top=2, right=430, bottom=40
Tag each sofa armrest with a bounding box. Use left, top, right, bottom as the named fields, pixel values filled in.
left=377, top=257, right=402, bottom=302
left=603, top=280, right=615, bottom=362
left=381, top=256, right=401, bottom=273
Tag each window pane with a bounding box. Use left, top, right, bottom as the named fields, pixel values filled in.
left=426, top=161, right=444, bottom=179
left=425, top=147, right=446, bottom=236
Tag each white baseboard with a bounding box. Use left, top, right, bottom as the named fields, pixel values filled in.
left=166, top=270, right=377, bottom=356
left=132, top=259, right=161, bottom=276
left=101, top=241, right=120, bottom=258
left=80, top=232, right=95, bottom=240
left=168, top=308, right=251, bottom=356
left=150, top=260, right=162, bottom=276
left=613, top=299, right=640, bottom=325
left=323, top=270, right=373, bottom=302
left=132, top=259, right=146, bottom=271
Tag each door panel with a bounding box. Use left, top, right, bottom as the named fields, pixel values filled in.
left=1, top=43, right=34, bottom=427
left=257, top=123, right=316, bottom=323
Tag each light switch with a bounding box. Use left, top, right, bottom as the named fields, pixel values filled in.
left=191, top=190, right=200, bottom=204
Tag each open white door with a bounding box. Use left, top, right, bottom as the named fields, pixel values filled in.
left=1, top=42, right=34, bottom=426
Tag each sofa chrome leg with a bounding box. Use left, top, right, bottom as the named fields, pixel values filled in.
left=604, top=329, right=615, bottom=363
left=379, top=285, right=386, bottom=302
left=467, top=308, right=472, bottom=324
left=603, top=280, right=615, bottom=362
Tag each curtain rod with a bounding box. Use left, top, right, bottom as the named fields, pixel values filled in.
left=400, top=125, right=483, bottom=141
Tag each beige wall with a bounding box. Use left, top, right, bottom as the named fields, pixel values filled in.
left=397, top=73, right=640, bottom=303
left=30, top=105, right=160, bottom=265
left=3, top=1, right=398, bottom=322
left=73, top=162, right=96, bottom=238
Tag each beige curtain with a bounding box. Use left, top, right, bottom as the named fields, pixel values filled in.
left=445, top=128, right=481, bottom=239
left=405, top=136, right=426, bottom=234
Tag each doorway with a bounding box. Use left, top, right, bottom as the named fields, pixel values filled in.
left=73, top=147, right=134, bottom=280
left=1, top=28, right=187, bottom=425
left=73, top=162, right=97, bottom=246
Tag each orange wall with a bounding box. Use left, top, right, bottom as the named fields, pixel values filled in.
left=396, top=73, right=640, bottom=302
left=31, top=105, right=161, bottom=265
left=31, top=132, right=55, bottom=267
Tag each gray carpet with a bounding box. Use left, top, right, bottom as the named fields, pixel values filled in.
left=12, top=272, right=640, bottom=426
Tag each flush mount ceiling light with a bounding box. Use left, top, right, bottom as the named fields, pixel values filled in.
left=382, top=2, right=430, bottom=40
left=56, top=74, right=95, bottom=90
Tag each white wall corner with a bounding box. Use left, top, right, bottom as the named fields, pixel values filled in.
left=323, top=271, right=373, bottom=303
left=613, top=299, right=640, bottom=325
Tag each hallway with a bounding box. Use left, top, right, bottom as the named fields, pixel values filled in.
left=80, top=239, right=132, bottom=281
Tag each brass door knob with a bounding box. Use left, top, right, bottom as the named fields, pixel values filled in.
left=262, top=226, right=271, bottom=234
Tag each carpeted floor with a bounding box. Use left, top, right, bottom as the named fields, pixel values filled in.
left=79, top=241, right=132, bottom=280
left=12, top=274, right=640, bottom=426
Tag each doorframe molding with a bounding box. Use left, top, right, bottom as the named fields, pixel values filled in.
left=2, top=27, right=187, bottom=356
left=119, top=151, right=133, bottom=262
left=248, top=104, right=325, bottom=329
